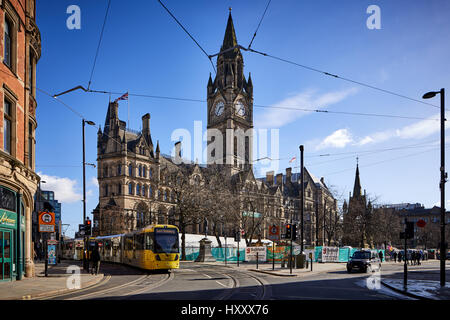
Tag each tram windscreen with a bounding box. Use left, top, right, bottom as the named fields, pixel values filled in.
left=154, top=228, right=179, bottom=253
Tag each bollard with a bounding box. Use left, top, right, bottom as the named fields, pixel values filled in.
left=256, top=252, right=259, bottom=269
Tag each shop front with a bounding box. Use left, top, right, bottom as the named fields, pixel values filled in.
left=0, top=186, right=25, bottom=281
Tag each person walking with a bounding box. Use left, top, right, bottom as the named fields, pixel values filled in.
left=90, top=244, right=101, bottom=275
left=393, top=251, right=398, bottom=263
left=378, top=250, right=383, bottom=262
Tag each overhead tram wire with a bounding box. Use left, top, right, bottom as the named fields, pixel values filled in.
left=305, top=139, right=442, bottom=158
left=323, top=145, right=449, bottom=177
left=244, top=47, right=445, bottom=111
left=247, top=0, right=272, bottom=49
left=37, top=87, right=146, bottom=157
left=87, top=0, right=112, bottom=90
left=85, top=88, right=438, bottom=122
left=157, top=0, right=216, bottom=74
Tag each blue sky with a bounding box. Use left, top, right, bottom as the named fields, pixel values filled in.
left=35, top=0, right=450, bottom=237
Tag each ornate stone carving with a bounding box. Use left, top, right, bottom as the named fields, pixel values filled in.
left=26, top=18, right=41, bottom=59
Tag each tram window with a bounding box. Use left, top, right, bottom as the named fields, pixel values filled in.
left=145, top=233, right=153, bottom=250
left=135, top=234, right=143, bottom=250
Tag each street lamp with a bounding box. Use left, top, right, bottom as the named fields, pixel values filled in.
left=82, top=119, right=95, bottom=271
left=422, top=88, right=446, bottom=287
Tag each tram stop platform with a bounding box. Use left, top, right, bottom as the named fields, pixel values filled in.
left=0, top=260, right=104, bottom=300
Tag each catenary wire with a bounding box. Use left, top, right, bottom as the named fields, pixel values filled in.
left=248, top=0, right=272, bottom=49
left=87, top=88, right=438, bottom=122
left=245, top=47, right=444, bottom=110
left=87, top=0, right=112, bottom=90
left=157, top=0, right=216, bottom=73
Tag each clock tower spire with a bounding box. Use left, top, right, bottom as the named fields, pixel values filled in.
left=207, top=11, right=254, bottom=176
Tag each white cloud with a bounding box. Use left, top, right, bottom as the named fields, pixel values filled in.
left=38, top=172, right=82, bottom=203
left=89, top=177, right=99, bottom=187
left=316, top=128, right=353, bottom=150
left=255, top=87, right=358, bottom=128
left=356, top=111, right=449, bottom=146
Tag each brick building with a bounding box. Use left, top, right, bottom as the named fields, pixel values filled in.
left=0, top=0, right=40, bottom=281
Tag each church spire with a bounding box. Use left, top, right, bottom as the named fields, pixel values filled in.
left=220, top=10, right=240, bottom=58
left=353, top=159, right=362, bottom=198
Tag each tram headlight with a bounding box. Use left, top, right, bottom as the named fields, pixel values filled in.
left=174, top=254, right=179, bottom=261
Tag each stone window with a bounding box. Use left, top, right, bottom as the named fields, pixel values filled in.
left=128, top=183, right=133, bottom=195
left=128, top=164, right=133, bottom=176
left=143, top=166, right=147, bottom=178
left=117, top=164, right=122, bottom=175
left=138, top=165, right=142, bottom=177
left=4, top=18, right=12, bottom=68
left=3, top=99, right=13, bottom=155
left=149, top=185, right=153, bottom=198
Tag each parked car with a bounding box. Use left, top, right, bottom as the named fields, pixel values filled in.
left=347, top=250, right=381, bottom=273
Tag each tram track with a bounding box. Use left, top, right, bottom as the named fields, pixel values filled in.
left=214, top=267, right=270, bottom=300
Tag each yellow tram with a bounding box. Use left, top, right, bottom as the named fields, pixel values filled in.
left=65, top=224, right=180, bottom=271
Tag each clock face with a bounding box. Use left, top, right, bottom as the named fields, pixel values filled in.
left=235, top=100, right=246, bottom=116
left=214, top=101, right=224, bottom=116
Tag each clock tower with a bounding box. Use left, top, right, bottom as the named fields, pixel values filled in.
left=207, top=11, right=254, bottom=175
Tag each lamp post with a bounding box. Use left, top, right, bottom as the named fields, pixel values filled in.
left=423, top=88, right=446, bottom=287
left=82, top=119, right=95, bottom=271
left=300, top=145, right=304, bottom=254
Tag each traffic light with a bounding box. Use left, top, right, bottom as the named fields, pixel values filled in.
left=292, top=224, right=297, bottom=241
left=285, top=224, right=292, bottom=240
left=85, top=219, right=92, bottom=235
left=234, top=230, right=241, bottom=242
left=405, top=222, right=414, bottom=239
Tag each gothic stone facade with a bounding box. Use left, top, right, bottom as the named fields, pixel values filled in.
left=93, top=12, right=337, bottom=245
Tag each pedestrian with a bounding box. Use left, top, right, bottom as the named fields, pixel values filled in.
left=393, top=251, right=398, bottom=263
left=90, top=244, right=101, bottom=275
left=417, top=251, right=421, bottom=265
left=412, top=251, right=417, bottom=265
left=378, top=250, right=383, bottom=262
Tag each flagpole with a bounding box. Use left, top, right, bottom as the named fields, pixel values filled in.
left=127, top=90, right=130, bottom=129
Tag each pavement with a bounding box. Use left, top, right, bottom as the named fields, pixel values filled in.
left=0, top=260, right=104, bottom=300
left=1, top=258, right=449, bottom=300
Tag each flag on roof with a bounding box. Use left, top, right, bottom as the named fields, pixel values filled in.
left=114, top=92, right=128, bottom=102
left=289, top=156, right=296, bottom=163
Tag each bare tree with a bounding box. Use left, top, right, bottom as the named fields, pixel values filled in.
left=170, top=166, right=208, bottom=260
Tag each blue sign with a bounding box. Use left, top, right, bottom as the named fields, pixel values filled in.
left=48, top=244, right=56, bottom=265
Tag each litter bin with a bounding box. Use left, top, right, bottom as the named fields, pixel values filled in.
left=296, top=253, right=306, bottom=269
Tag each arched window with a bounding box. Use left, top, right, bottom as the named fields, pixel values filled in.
left=158, top=189, right=161, bottom=200
left=128, top=164, right=133, bottom=176
left=164, top=190, right=168, bottom=201
left=128, top=183, right=133, bottom=195
left=143, top=185, right=147, bottom=197
left=149, top=186, right=153, bottom=198
left=149, top=167, right=153, bottom=178
left=138, top=165, right=142, bottom=177
left=117, top=164, right=122, bottom=175
left=136, top=184, right=141, bottom=196
left=143, top=166, right=147, bottom=178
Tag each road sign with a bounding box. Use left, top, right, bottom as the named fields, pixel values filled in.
left=39, top=211, right=55, bottom=233
left=268, top=225, right=280, bottom=241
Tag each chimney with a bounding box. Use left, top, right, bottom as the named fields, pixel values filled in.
left=266, top=171, right=274, bottom=186
left=142, top=113, right=150, bottom=134
left=320, top=177, right=325, bottom=185
left=174, top=141, right=182, bottom=164
left=276, top=173, right=283, bottom=185
left=286, top=167, right=292, bottom=183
